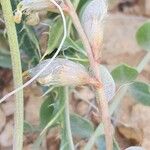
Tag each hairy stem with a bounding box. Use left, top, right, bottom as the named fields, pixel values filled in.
left=85, top=52, right=150, bottom=149
left=64, top=0, right=113, bottom=150
left=1, top=0, right=24, bottom=150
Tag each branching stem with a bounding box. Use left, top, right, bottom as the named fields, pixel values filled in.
left=64, top=87, right=75, bottom=150
left=64, top=0, right=113, bottom=150
left=85, top=52, right=150, bottom=150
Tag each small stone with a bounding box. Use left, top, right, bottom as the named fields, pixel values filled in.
left=25, top=95, right=43, bottom=125
left=0, top=108, right=6, bottom=132
left=144, top=0, right=150, bottom=16
left=74, top=86, right=95, bottom=101
left=76, top=101, right=89, bottom=116
left=125, top=146, right=145, bottom=150
left=23, top=144, right=33, bottom=150
left=0, top=121, right=13, bottom=147
left=1, top=101, right=15, bottom=116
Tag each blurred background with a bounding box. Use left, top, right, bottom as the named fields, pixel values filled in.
left=0, top=0, right=150, bottom=149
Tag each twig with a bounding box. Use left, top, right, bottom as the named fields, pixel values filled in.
left=0, top=0, right=24, bottom=150
left=64, top=0, right=113, bottom=149
left=84, top=52, right=150, bottom=150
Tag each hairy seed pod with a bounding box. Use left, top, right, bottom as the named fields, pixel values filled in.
left=28, top=58, right=99, bottom=87
left=100, top=65, right=115, bottom=101
left=14, top=0, right=64, bottom=24
left=81, top=0, right=107, bottom=60
left=125, top=146, right=144, bottom=150
left=19, top=0, right=63, bottom=12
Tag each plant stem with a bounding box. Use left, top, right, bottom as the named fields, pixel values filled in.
left=84, top=52, right=150, bottom=149
left=60, top=87, right=74, bottom=150
left=1, top=0, right=24, bottom=150
left=64, top=1, right=113, bottom=150
left=64, top=87, right=75, bottom=150
left=136, top=52, right=150, bottom=73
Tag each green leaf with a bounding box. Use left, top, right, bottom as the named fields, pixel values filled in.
left=62, top=37, right=86, bottom=56
left=24, top=25, right=41, bottom=57
left=0, top=49, right=11, bottom=68
left=136, top=22, right=150, bottom=51
left=129, top=81, right=150, bottom=106
left=96, top=135, right=120, bottom=150
left=111, top=64, right=138, bottom=84
left=24, top=121, right=34, bottom=133
left=40, top=93, right=56, bottom=128
left=70, top=113, right=94, bottom=139
left=42, top=17, right=63, bottom=58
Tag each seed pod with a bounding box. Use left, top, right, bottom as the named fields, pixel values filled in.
left=81, top=0, right=107, bottom=60
left=14, top=0, right=64, bottom=24
left=100, top=65, right=115, bottom=101
left=125, top=146, right=144, bottom=150
left=19, top=0, right=63, bottom=12
left=28, top=58, right=99, bottom=87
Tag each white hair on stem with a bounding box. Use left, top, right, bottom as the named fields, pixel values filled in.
left=0, top=0, right=67, bottom=103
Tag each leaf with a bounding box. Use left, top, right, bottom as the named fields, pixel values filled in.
left=129, top=81, right=150, bottom=106
left=16, top=23, right=40, bottom=67
left=42, top=17, right=63, bottom=58
left=96, top=135, right=120, bottom=150
left=136, top=22, right=150, bottom=51
left=62, top=37, right=85, bottom=53
left=24, top=121, right=34, bottom=133
left=70, top=113, right=94, bottom=139
left=24, top=25, right=41, bottom=56
left=111, top=64, right=138, bottom=84
left=0, top=49, right=11, bottom=68
left=40, top=92, right=56, bottom=128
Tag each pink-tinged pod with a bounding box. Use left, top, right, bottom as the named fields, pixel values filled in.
left=28, top=58, right=100, bottom=87
left=99, top=65, right=115, bottom=101
left=81, top=0, right=107, bottom=61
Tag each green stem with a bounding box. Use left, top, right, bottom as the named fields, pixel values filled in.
left=84, top=52, right=150, bottom=150
left=64, top=87, right=74, bottom=150
left=136, top=52, right=150, bottom=73
left=67, top=0, right=80, bottom=35
left=61, top=87, right=74, bottom=150
left=1, top=1, right=24, bottom=150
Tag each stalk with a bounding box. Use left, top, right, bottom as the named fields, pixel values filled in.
left=64, top=0, right=113, bottom=150
left=84, top=52, right=150, bottom=150
left=61, top=87, right=74, bottom=150
left=1, top=0, right=24, bottom=150
left=64, top=87, right=74, bottom=150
